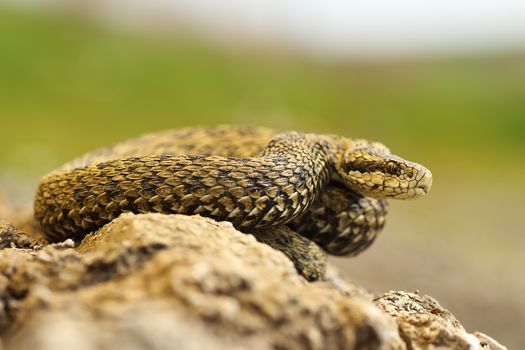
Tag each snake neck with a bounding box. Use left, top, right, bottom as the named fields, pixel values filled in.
left=262, top=132, right=380, bottom=194
left=298, top=133, right=361, bottom=183
left=258, top=132, right=335, bottom=220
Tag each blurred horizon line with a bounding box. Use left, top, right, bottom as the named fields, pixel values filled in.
left=3, top=0, right=525, bottom=62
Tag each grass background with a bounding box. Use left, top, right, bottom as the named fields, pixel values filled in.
left=1, top=8, right=524, bottom=348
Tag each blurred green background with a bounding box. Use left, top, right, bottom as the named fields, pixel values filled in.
left=0, top=8, right=524, bottom=348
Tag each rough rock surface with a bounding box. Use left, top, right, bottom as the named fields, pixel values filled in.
left=375, top=292, right=507, bottom=350
left=0, top=220, right=46, bottom=249
left=0, top=212, right=507, bottom=350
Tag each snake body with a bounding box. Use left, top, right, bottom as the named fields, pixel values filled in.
left=34, top=126, right=432, bottom=279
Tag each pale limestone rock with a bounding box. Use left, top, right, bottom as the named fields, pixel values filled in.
left=375, top=291, right=498, bottom=350
left=0, top=213, right=506, bottom=350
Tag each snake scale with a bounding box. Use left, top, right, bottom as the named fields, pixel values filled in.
left=34, top=126, right=432, bottom=280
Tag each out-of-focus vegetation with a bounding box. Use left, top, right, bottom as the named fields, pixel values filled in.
left=0, top=8, right=524, bottom=348
left=1, top=9, right=524, bottom=177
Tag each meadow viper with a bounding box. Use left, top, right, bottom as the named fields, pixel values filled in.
left=34, top=126, right=432, bottom=280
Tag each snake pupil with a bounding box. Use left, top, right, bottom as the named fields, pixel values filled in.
left=385, top=161, right=398, bottom=175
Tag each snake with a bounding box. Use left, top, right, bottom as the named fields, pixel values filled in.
left=34, top=126, right=432, bottom=280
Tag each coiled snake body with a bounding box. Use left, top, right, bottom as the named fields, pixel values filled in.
left=35, top=127, right=432, bottom=280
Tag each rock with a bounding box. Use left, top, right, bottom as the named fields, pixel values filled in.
left=474, top=332, right=508, bottom=350
left=375, top=291, right=501, bottom=350
left=0, top=220, right=47, bottom=249
left=0, top=213, right=506, bottom=350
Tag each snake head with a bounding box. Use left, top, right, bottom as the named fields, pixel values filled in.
left=337, top=142, right=432, bottom=200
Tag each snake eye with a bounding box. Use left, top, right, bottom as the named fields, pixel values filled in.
left=385, top=161, right=398, bottom=174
